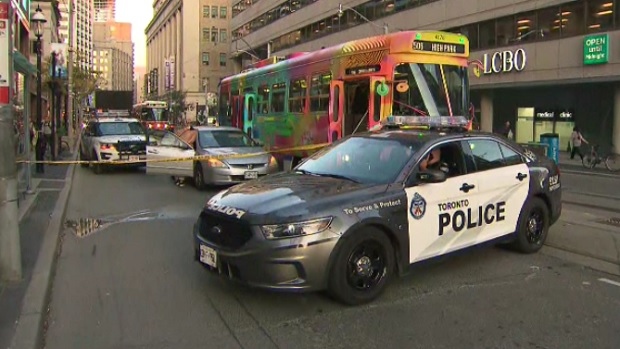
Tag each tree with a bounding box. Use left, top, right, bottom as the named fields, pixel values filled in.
left=71, top=54, right=105, bottom=103
left=161, top=90, right=187, bottom=118
left=41, top=53, right=104, bottom=104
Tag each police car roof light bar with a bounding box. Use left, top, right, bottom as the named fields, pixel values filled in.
left=383, top=115, right=470, bottom=130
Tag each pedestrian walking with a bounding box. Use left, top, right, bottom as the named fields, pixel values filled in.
left=569, top=126, right=588, bottom=160
left=501, top=121, right=513, bottom=139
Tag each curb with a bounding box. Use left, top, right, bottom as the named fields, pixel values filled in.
left=8, top=139, right=79, bottom=349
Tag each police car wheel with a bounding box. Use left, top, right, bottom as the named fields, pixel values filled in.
left=79, top=148, right=88, bottom=167
left=511, top=197, right=549, bottom=254
left=328, top=228, right=394, bottom=305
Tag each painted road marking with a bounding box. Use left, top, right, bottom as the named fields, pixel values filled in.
left=598, top=278, right=620, bottom=287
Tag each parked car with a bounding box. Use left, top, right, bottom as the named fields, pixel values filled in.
left=146, top=126, right=279, bottom=189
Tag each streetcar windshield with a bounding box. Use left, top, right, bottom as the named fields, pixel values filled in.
left=140, top=108, right=169, bottom=122
left=392, top=63, right=469, bottom=117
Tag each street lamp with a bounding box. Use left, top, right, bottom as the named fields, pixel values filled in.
left=338, top=3, right=389, bottom=35
left=31, top=5, right=47, bottom=173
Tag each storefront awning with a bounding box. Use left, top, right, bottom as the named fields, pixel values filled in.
left=13, top=51, right=37, bottom=75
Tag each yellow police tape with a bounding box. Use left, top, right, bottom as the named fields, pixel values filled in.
left=15, top=143, right=331, bottom=165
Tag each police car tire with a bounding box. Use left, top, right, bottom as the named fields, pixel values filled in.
left=92, top=151, right=103, bottom=175
left=327, top=228, right=394, bottom=305
left=511, top=197, right=550, bottom=254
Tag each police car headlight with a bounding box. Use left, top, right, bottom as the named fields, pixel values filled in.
left=260, top=217, right=332, bottom=240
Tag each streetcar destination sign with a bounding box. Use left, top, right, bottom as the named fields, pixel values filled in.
left=413, top=40, right=466, bottom=54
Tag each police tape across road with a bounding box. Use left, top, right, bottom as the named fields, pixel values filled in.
left=14, top=143, right=331, bottom=166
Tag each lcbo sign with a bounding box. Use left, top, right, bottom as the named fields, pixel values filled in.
left=482, top=49, right=527, bottom=74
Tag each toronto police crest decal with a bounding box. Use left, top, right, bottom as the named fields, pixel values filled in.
left=410, top=193, right=426, bottom=220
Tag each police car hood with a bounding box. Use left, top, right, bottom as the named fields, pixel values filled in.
left=205, top=172, right=383, bottom=223
left=97, top=134, right=147, bottom=143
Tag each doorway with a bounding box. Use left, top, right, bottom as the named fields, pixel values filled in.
left=344, top=80, right=370, bottom=136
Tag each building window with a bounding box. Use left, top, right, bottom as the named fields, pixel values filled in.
left=514, top=12, right=538, bottom=42
left=477, top=20, right=496, bottom=49
left=203, top=5, right=209, bottom=17
left=587, top=0, right=614, bottom=32
left=537, top=6, right=561, bottom=40
left=202, top=28, right=209, bottom=40
left=211, top=6, right=217, bottom=18
left=202, top=52, right=210, bottom=65
left=220, top=29, right=227, bottom=43
left=211, top=29, right=218, bottom=42
left=219, top=53, right=227, bottom=67
left=560, top=1, right=585, bottom=37
left=495, top=15, right=516, bottom=46
left=220, top=6, right=227, bottom=19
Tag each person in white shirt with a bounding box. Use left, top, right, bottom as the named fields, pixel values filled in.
left=570, top=127, right=588, bottom=160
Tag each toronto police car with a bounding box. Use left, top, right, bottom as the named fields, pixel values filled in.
left=193, top=115, right=562, bottom=305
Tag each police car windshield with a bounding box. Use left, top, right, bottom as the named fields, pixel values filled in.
left=97, top=122, right=145, bottom=136
left=296, top=136, right=420, bottom=184
left=392, top=63, right=468, bottom=117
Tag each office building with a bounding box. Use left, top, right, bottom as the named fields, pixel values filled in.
left=93, top=21, right=134, bottom=91
left=58, top=0, right=94, bottom=71
left=146, top=0, right=233, bottom=121
left=230, top=0, right=620, bottom=154
left=94, top=0, right=115, bottom=22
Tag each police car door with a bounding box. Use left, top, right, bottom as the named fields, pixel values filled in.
left=463, top=138, right=529, bottom=242
left=405, top=140, right=482, bottom=263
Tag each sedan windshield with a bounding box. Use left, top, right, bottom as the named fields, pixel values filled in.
left=199, top=130, right=255, bottom=148
left=296, top=137, right=421, bottom=184
left=97, top=122, right=145, bottom=136
left=392, top=63, right=468, bottom=117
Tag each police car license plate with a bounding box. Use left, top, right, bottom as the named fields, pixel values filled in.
left=199, top=244, right=217, bottom=268
left=244, top=171, right=258, bottom=179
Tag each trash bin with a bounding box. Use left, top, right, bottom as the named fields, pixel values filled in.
left=539, top=133, right=559, bottom=163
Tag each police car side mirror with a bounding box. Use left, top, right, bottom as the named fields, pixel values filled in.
left=416, top=170, right=447, bottom=184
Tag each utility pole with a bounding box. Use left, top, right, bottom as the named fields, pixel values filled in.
left=67, top=0, right=74, bottom=138
left=0, top=0, right=23, bottom=282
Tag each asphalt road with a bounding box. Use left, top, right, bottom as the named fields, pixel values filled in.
left=43, top=166, right=620, bottom=349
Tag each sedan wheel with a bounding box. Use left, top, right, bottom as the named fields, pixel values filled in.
left=194, top=164, right=206, bottom=190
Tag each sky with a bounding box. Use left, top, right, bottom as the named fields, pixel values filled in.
left=115, top=0, right=152, bottom=69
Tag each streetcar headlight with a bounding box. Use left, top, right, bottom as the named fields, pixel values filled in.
left=260, top=217, right=332, bottom=240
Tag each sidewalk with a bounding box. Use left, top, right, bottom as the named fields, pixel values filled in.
left=557, top=150, right=620, bottom=177
left=0, top=137, right=77, bottom=349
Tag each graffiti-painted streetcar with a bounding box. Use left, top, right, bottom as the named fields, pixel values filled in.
left=218, top=30, right=471, bottom=167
